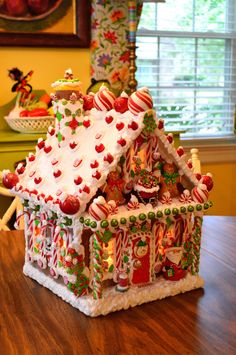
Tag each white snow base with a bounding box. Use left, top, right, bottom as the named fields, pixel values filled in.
left=23, top=262, right=204, bottom=317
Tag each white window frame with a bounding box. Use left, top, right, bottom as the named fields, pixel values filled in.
left=136, top=0, right=236, bottom=163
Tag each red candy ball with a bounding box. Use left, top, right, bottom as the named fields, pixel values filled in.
left=114, top=97, right=128, bottom=113
left=59, top=195, right=80, bottom=215
left=201, top=174, right=214, bottom=191
left=83, top=95, right=94, bottom=111
left=2, top=173, right=19, bottom=189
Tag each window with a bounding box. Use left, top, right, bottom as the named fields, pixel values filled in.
left=136, top=0, right=236, bottom=138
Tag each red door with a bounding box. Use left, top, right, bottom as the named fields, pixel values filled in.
left=131, top=234, right=151, bottom=285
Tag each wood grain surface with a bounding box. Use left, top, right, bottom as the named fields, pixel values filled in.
left=0, top=216, right=236, bottom=355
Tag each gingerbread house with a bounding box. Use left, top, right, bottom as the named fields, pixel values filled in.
left=3, top=70, right=213, bottom=316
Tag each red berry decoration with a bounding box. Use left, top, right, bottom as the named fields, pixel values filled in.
left=48, top=127, right=55, bottom=136
left=83, top=94, right=94, bottom=110
left=60, top=195, right=80, bottom=215
left=195, top=173, right=202, bottom=181
left=83, top=185, right=90, bottom=194
left=167, top=133, right=173, bottom=143
left=114, top=97, right=128, bottom=113
left=177, top=146, right=184, bottom=157
left=2, top=173, right=19, bottom=189
left=158, top=120, right=164, bottom=130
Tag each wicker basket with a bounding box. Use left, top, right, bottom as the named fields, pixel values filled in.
left=4, top=116, right=55, bottom=134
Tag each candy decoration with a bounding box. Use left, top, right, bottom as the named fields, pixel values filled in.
left=160, top=191, right=172, bottom=205
left=93, top=86, right=116, bottom=111
left=59, top=195, right=80, bottom=215
left=153, top=221, right=164, bottom=274
left=128, top=88, right=153, bottom=115
left=2, top=172, right=19, bottom=189
left=145, top=138, right=153, bottom=169
left=127, top=195, right=140, bottom=210
left=114, top=95, right=128, bottom=113
left=177, top=146, right=184, bottom=157
left=28, top=213, right=35, bottom=261
left=124, top=147, right=132, bottom=178
left=191, top=215, right=203, bottom=274
left=167, top=133, right=173, bottom=144
left=107, top=200, right=118, bottom=215
left=114, top=229, right=123, bottom=282
left=179, top=190, right=192, bottom=204
left=95, top=143, right=105, bottom=153
left=122, top=229, right=131, bottom=273
left=191, top=184, right=209, bottom=203
left=92, top=232, right=103, bottom=299
left=89, top=197, right=109, bottom=221
left=200, top=173, right=214, bottom=191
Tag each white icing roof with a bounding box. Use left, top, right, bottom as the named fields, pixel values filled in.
left=14, top=108, right=145, bottom=215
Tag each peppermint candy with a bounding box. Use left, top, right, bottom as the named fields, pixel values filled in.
left=93, top=86, right=116, bottom=111
left=89, top=197, right=109, bottom=220
left=179, top=190, right=192, bottom=203
left=191, top=184, right=209, bottom=203
left=128, top=87, right=153, bottom=115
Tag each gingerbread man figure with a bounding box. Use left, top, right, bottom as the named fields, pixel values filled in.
left=159, top=162, right=182, bottom=199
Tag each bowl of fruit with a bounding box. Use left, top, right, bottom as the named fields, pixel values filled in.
left=4, top=67, right=55, bottom=134
left=5, top=92, right=55, bottom=134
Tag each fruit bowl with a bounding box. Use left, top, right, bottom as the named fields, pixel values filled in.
left=4, top=116, right=55, bottom=134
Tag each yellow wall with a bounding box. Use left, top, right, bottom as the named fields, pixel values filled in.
left=201, top=162, right=236, bottom=216
left=0, top=46, right=235, bottom=216
left=0, top=47, right=91, bottom=106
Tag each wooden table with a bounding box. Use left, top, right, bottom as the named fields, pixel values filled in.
left=0, top=216, right=235, bottom=354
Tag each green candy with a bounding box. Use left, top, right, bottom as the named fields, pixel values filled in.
left=209, top=201, right=213, bottom=207
left=84, top=218, right=90, bottom=226
left=196, top=204, right=202, bottom=211
left=101, top=220, right=109, bottom=228
left=129, top=215, right=136, bottom=223
left=204, top=203, right=209, bottom=210
left=120, top=217, right=127, bottom=225
left=79, top=216, right=84, bottom=223
left=164, top=208, right=171, bottom=216
left=172, top=208, right=179, bottom=215
left=90, top=221, right=97, bottom=229
left=180, top=206, right=186, bottom=213
left=111, top=219, right=118, bottom=227
left=148, top=212, right=155, bottom=220
left=139, top=213, right=146, bottom=221
left=156, top=211, right=163, bottom=218
left=188, top=205, right=194, bottom=212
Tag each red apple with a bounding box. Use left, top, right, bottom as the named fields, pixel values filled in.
left=5, top=0, right=28, bottom=17
left=2, top=172, right=19, bottom=189
left=83, top=95, right=94, bottom=110
left=27, top=0, right=49, bottom=15
left=60, top=195, right=80, bottom=215
left=114, top=97, right=128, bottom=113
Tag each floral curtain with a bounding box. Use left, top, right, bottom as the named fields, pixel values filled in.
left=90, top=0, right=143, bottom=95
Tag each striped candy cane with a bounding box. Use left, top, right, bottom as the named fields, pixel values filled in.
left=49, top=225, right=61, bottom=278
left=122, top=229, right=131, bottom=272
left=145, top=137, right=153, bottom=169
left=114, top=229, right=123, bottom=282
left=28, top=213, right=35, bottom=261
left=92, top=232, right=103, bottom=300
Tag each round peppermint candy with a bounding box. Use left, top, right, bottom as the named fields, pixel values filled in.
left=89, top=198, right=109, bottom=220
left=191, top=184, right=209, bottom=203
left=128, top=87, right=153, bottom=115
left=93, top=87, right=116, bottom=111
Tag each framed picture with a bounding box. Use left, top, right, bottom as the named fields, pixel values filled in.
left=0, top=0, right=90, bottom=47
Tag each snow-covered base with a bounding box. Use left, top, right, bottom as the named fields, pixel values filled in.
left=23, top=262, right=204, bottom=317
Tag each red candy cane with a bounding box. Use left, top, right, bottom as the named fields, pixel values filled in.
left=122, top=229, right=131, bottom=272
left=114, top=229, right=123, bottom=282
left=145, top=137, right=153, bottom=169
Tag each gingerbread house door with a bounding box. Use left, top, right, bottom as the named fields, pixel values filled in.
left=130, top=233, right=152, bottom=285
